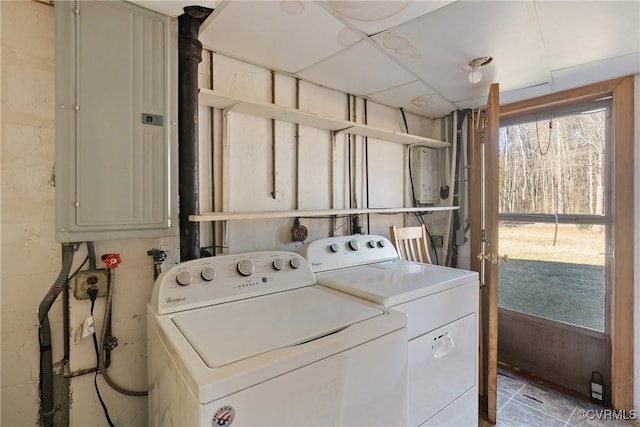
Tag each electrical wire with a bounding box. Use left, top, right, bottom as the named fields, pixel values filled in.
left=88, top=290, right=115, bottom=427
left=62, top=255, right=89, bottom=364
left=536, top=114, right=553, bottom=156
left=98, top=269, right=148, bottom=396
left=413, top=212, right=440, bottom=265
left=67, top=256, right=89, bottom=284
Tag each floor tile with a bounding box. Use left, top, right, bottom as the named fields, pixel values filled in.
left=496, top=399, right=566, bottom=427
left=498, top=373, right=527, bottom=397
left=511, top=383, right=577, bottom=422
left=497, top=373, right=527, bottom=411
left=490, top=369, right=638, bottom=427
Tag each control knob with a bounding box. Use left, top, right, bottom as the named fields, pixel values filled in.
left=176, top=271, right=193, bottom=286
left=273, top=258, right=285, bottom=271
left=290, top=257, right=301, bottom=269
left=329, top=243, right=340, bottom=253
left=236, top=259, right=255, bottom=276
left=367, top=240, right=376, bottom=248
left=378, top=240, right=386, bottom=248
left=348, top=239, right=360, bottom=251
left=201, top=267, right=216, bottom=281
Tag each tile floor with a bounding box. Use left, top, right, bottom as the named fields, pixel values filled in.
left=479, top=371, right=637, bottom=427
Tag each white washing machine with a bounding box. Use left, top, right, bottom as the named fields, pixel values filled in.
left=147, top=251, right=408, bottom=427
left=302, top=235, right=479, bottom=427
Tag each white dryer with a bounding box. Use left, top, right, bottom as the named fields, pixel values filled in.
left=302, top=235, right=479, bottom=427
left=147, top=251, right=408, bottom=427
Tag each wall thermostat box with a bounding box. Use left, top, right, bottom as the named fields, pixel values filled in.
left=55, top=1, right=178, bottom=242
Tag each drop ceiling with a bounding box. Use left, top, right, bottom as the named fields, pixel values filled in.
left=133, top=0, right=640, bottom=119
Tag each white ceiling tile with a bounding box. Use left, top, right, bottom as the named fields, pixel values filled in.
left=535, top=1, right=640, bottom=71
left=368, top=81, right=458, bottom=118
left=373, top=1, right=550, bottom=103
left=298, top=40, right=416, bottom=96
left=198, top=1, right=363, bottom=73
left=499, top=83, right=552, bottom=107
left=131, top=0, right=638, bottom=116
left=322, top=0, right=455, bottom=36
left=551, top=52, right=640, bottom=93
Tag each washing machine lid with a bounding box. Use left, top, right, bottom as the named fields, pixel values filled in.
left=171, top=286, right=383, bottom=368
left=316, top=260, right=478, bottom=306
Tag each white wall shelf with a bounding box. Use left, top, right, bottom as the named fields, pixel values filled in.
left=190, top=206, right=458, bottom=222
left=199, top=88, right=450, bottom=148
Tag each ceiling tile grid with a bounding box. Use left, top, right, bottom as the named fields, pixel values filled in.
left=130, top=0, right=640, bottom=119
left=199, top=1, right=362, bottom=73
left=297, top=39, right=417, bottom=96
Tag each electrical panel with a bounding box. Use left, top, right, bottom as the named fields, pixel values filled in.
left=55, top=1, right=178, bottom=242
left=411, top=147, right=440, bottom=205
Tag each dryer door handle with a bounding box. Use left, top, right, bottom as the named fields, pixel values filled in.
left=432, top=333, right=455, bottom=359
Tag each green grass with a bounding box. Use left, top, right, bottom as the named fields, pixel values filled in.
left=499, top=259, right=605, bottom=331
left=498, top=224, right=605, bottom=331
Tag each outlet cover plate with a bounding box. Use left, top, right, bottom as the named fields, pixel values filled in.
left=74, top=269, right=109, bottom=300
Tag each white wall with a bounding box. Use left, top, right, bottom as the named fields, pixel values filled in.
left=1, top=2, right=441, bottom=425
left=1, top=3, right=180, bottom=426
left=199, top=52, right=444, bottom=254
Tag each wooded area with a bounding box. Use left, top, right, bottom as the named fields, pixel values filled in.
left=499, top=108, right=606, bottom=215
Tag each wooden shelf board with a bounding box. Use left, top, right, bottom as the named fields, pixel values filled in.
left=190, top=206, right=458, bottom=222
left=199, top=88, right=450, bottom=148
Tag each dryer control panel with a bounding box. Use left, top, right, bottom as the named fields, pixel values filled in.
left=301, top=235, right=399, bottom=273
left=150, top=252, right=315, bottom=315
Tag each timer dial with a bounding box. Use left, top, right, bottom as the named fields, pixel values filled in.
left=201, top=267, right=216, bottom=281
left=176, top=271, right=193, bottom=286
left=236, top=259, right=255, bottom=276
left=290, top=257, right=301, bottom=269
left=273, top=258, right=285, bottom=271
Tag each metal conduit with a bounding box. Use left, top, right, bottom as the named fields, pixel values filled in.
left=38, top=243, right=75, bottom=427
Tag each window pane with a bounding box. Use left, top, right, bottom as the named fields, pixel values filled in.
left=498, top=222, right=605, bottom=331
left=499, top=108, right=606, bottom=215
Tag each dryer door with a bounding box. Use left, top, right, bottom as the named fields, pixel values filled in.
left=407, top=313, right=477, bottom=426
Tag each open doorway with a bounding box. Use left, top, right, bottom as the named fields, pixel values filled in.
left=498, top=98, right=611, bottom=398
left=497, top=77, right=634, bottom=409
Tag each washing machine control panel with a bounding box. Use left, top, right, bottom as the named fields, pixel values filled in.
left=301, top=234, right=399, bottom=273
left=151, top=251, right=315, bottom=315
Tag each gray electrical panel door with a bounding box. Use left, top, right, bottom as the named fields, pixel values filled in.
left=55, top=1, right=177, bottom=242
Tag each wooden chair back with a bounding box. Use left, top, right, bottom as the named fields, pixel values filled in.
left=389, top=225, right=432, bottom=264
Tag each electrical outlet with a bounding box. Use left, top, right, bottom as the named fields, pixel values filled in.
left=74, top=269, right=109, bottom=300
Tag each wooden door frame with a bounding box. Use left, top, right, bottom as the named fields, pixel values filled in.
left=500, top=76, right=635, bottom=410
left=470, top=83, right=500, bottom=423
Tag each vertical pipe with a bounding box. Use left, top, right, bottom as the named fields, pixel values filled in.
left=364, top=99, right=370, bottom=233
left=271, top=70, right=277, bottom=199
left=295, top=78, right=300, bottom=210
left=178, top=6, right=213, bottom=261
left=209, top=50, right=217, bottom=254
